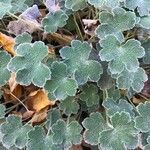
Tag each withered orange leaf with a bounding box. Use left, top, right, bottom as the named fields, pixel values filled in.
left=0, top=32, right=16, bottom=55
left=30, top=106, right=49, bottom=125
left=26, top=90, right=55, bottom=112
left=3, top=73, right=23, bottom=103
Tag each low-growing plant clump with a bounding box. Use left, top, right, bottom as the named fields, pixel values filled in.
left=0, top=0, right=150, bottom=150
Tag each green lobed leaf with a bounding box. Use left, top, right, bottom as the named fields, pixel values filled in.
left=142, top=39, right=150, bottom=64
left=0, top=115, right=32, bottom=149
left=144, top=136, right=150, bottom=150
left=0, top=104, right=5, bottom=119
left=138, top=15, right=150, bottom=29
left=0, top=0, right=12, bottom=19
left=0, top=51, right=11, bottom=86
left=65, top=0, right=87, bottom=11
left=99, top=35, right=145, bottom=74
left=44, top=61, right=78, bottom=100
left=46, top=109, right=61, bottom=130
left=116, top=68, right=148, bottom=92
left=135, top=102, right=150, bottom=132
left=15, top=32, right=32, bottom=46
left=97, top=62, right=114, bottom=90
left=96, top=7, right=136, bottom=41
left=59, top=96, right=79, bottom=115
left=27, top=126, right=61, bottom=150
left=79, top=84, right=99, bottom=107
left=125, top=0, right=150, bottom=16
left=42, top=10, right=68, bottom=33
left=107, top=86, right=121, bottom=100
left=52, top=119, right=82, bottom=148
left=60, top=40, right=103, bottom=85
left=99, top=112, right=139, bottom=150
left=103, top=98, right=135, bottom=117
left=8, top=41, right=51, bottom=87
left=10, top=0, right=27, bottom=13
left=88, top=0, right=123, bottom=9
left=82, top=112, right=108, bottom=145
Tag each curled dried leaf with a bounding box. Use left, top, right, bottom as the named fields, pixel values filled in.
left=0, top=32, right=16, bottom=55
left=26, top=90, right=55, bottom=112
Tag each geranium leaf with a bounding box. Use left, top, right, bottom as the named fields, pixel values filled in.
left=65, top=0, right=87, bottom=11
left=42, top=10, right=68, bottom=33
left=46, top=109, right=61, bottom=130
left=27, top=126, right=59, bottom=150
left=135, top=102, right=150, bottom=132
left=103, top=98, right=135, bottom=117
left=44, top=61, right=78, bottom=100
left=97, top=62, right=114, bottom=90
left=142, top=39, right=150, bottom=64
left=15, top=32, right=32, bottom=48
left=125, top=0, right=150, bottom=16
left=96, top=8, right=136, bottom=41
left=88, top=0, right=123, bottom=9
left=0, top=51, right=11, bottom=86
left=0, top=0, right=12, bottom=19
left=144, top=136, right=150, bottom=150
left=138, top=15, right=150, bottom=29
left=82, top=112, right=108, bottom=145
left=11, top=0, right=27, bottom=13
left=99, top=35, right=145, bottom=74
left=59, top=96, right=79, bottom=115
left=8, top=41, right=51, bottom=87
left=60, top=40, right=103, bottom=85
left=116, top=68, right=147, bottom=92
left=107, top=86, right=121, bottom=100
left=79, top=84, right=99, bottom=107
left=52, top=119, right=82, bottom=148
left=0, top=115, right=32, bottom=149
left=0, top=104, right=5, bottom=119
left=99, top=112, right=139, bottom=150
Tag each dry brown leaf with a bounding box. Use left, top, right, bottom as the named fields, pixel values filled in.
left=30, top=106, right=48, bottom=125
left=3, top=74, right=23, bottom=103
left=8, top=19, right=41, bottom=36
left=22, top=110, right=35, bottom=120
left=11, top=111, right=22, bottom=118
left=69, top=145, right=83, bottom=150
left=26, top=90, right=55, bottom=112
left=44, top=33, right=73, bottom=45
left=9, top=73, right=18, bottom=92
left=82, top=19, right=98, bottom=36
left=0, top=32, right=16, bottom=55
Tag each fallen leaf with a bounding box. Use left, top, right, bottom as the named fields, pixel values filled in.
left=3, top=74, right=23, bottom=103
left=69, top=145, right=83, bottom=150
left=9, top=73, right=18, bottom=92
left=82, top=19, right=98, bottom=36
left=0, top=32, right=16, bottom=55
left=44, top=32, right=73, bottom=45
left=7, top=19, right=41, bottom=36
left=82, top=19, right=98, bottom=27
left=11, top=111, right=22, bottom=118
left=141, top=74, right=150, bottom=98
left=22, top=110, right=35, bottom=120
left=30, top=106, right=49, bottom=125
left=26, top=90, right=55, bottom=112
left=132, top=95, right=147, bottom=105
left=44, top=0, right=60, bottom=12
left=20, top=5, right=41, bottom=22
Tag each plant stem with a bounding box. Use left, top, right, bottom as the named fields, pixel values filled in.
left=9, top=92, right=29, bottom=112
left=73, top=14, right=84, bottom=41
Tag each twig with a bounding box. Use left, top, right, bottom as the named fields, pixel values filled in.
left=9, top=92, right=29, bottom=112
left=73, top=14, right=84, bottom=41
